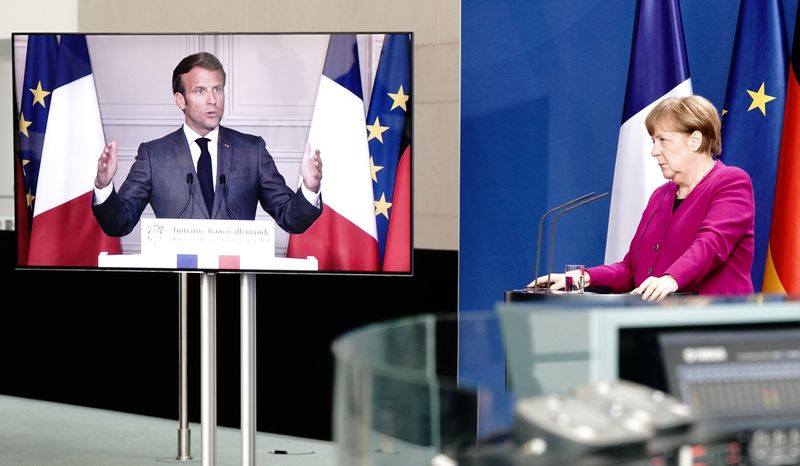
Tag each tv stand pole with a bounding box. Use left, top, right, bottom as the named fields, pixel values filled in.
left=241, top=273, right=257, bottom=466
left=157, top=272, right=197, bottom=464
left=201, top=273, right=217, bottom=466
left=178, top=272, right=193, bottom=461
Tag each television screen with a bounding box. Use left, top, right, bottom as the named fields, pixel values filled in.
left=12, top=32, right=412, bottom=274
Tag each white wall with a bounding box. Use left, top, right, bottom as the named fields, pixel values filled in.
left=0, top=0, right=78, bottom=230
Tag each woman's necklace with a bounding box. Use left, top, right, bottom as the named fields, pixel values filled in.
left=676, top=160, right=716, bottom=199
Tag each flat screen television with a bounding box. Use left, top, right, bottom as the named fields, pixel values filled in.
left=12, top=32, right=413, bottom=274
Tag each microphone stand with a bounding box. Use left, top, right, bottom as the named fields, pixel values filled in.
left=545, top=192, right=609, bottom=293
left=219, top=175, right=240, bottom=220
left=534, top=192, right=595, bottom=292
left=177, top=173, right=194, bottom=219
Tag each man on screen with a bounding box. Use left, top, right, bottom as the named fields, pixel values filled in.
left=92, top=52, right=322, bottom=237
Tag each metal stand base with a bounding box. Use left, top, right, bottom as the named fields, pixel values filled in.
left=156, top=455, right=200, bottom=464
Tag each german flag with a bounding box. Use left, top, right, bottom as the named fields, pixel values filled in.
left=764, top=4, right=800, bottom=294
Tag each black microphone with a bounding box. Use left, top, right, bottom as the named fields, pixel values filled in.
left=545, top=192, right=609, bottom=293
left=176, top=173, right=194, bottom=218
left=219, top=174, right=239, bottom=220
left=533, top=192, right=596, bottom=289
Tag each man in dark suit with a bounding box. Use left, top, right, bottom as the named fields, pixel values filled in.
left=92, top=52, right=322, bottom=237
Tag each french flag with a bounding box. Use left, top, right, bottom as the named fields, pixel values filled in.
left=27, top=35, right=121, bottom=266
left=604, top=0, right=692, bottom=263
left=287, top=35, right=379, bottom=271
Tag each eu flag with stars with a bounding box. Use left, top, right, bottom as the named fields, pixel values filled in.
left=15, top=34, right=58, bottom=264
left=367, top=34, right=412, bottom=271
left=721, top=0, right=788, bottom=291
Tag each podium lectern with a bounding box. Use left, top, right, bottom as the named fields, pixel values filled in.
left=98, top=218, right=317, bottom=271
left=504, top=287, right=626, bottom=303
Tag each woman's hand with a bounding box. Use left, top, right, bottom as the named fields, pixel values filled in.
left=631, top=275, right=678, bottom=302
left=528, top=273, right=564, bottom=290
left=527, top=270, right=591, bottom=291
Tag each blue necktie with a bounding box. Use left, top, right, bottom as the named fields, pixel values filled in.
left=196, top=137, right=214, bottom=216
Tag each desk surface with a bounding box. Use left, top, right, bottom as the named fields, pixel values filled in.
left=0, top=395, right=335, bottom=466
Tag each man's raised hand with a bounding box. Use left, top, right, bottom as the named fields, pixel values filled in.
left=95, top=141, right=118, bottom=189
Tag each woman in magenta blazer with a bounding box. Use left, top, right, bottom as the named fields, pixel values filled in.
left=532, top=96, right=755, bottom=301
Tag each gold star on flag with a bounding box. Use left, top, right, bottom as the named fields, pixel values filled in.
left=388, top=85, right=409, bottom=111
left=721, top=109, right=728, bottom=117
left=374, top=193, right=392, bottom=219
left=26, top=189, right=35, bottom=208
left=370, top=156, right=384, bottom=182
left=20, top=158, right=30, bottom=177
left=367, top=116, right=389, bottom=143
left=18, top=112, right=32, bottom=138
left=29, top=81, right=52, bottom=108
left=746, top=82, right=776, bottom=116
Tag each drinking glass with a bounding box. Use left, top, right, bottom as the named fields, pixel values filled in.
left=564, top=264, right=585, bottom=293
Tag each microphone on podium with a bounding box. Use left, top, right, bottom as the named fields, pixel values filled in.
left=177, top=173, right=194, bottom=218
left=533, top=192, right=596, bottom=291
left=219, top=174, right=240, bottom=220
left=543, top=192, right=609, bottom=293
left=534, top=191, right=608, bottom=293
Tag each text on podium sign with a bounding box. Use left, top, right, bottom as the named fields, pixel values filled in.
left=141, top=218, right=275, bottom=257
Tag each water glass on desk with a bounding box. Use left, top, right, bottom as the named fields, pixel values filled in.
left=564, top=264, right=585, bottom=293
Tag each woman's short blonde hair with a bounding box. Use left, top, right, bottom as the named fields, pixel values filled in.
left=645, top=95, right=722, bottom=156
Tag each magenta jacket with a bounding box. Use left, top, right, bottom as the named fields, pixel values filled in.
left=587, top=161, right=755, bottom=295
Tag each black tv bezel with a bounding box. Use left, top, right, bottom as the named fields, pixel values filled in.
left=11, top=31, right=414, bottom=276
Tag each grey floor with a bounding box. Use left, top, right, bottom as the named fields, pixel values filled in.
left=0, top=395, right=335, bottom=466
